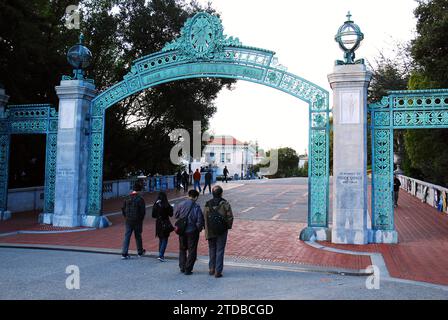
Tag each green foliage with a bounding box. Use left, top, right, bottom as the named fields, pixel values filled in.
left=401, top=0, right=448, bottom=187
left=255, top=147, right=305, bottom=179
left=411, top=0, right=448, bottom=88
left=0, top=0, right=235, bottom=180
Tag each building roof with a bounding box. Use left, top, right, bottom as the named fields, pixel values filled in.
left=207, top=135, right=246, bottom=146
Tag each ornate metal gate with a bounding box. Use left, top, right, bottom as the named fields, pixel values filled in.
left=369, top=89, right=448, bottom=240
left=0, top=104, right=58, bottom=217
left=85, top=12, right=331, bottom=233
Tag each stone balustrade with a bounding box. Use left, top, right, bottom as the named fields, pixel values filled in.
left=398, top=174, right=448, bottom=213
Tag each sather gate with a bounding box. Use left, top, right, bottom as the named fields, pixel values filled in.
left=85, top=12, right=331, bottom=233
left=3, top=12, right=446, bottom=245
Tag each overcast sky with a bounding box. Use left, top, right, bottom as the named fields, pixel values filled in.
left=197, top=0, right=418, bottom=154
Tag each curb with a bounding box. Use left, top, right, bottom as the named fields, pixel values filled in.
left=303, top=240, right=448, bottom=291
left=0, top=243, right=370, bottom=276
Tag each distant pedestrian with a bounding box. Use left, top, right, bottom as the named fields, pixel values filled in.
left=223, top=166, right=229, bottom=183
left=121, top=182, right=146, bottom=259
left=204, top=185, right=234, bottom=278
left=203, top=169, right=212, bottom=194
left=394, top=174, right=401, bottom=208
left=193, top=169, right=202, bottom=193
left=174, top=190, right=204, bottom=275
left=152, top=192, right=174, bottom=262
left=182, top=170, right=189, bottom=192
left=176, top=170, right=182, bottom=191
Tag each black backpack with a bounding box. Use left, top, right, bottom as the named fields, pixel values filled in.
left=207, top=200, right=227, bottom=235
left=124, top=196, right=142, bottom=223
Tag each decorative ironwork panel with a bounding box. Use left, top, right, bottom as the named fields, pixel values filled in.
left=86, top=11, right=331, bottom=228
left=369, top=88, right=448, bottom=233
left=393, top=110, right=448, bottom=127
left=43, top=133, right=58, bottom=213
left=0, top=104, right=58, bottom=214
left=0, top=134, right=10, bottom=212
left=371, top=128, right=393, bottom=230
left=308, top=128, right=329, bottom=227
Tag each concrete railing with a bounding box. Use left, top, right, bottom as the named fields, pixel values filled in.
left=398, top=174, right=448, bottom=213
left=6, top=172, right=217, bottom=213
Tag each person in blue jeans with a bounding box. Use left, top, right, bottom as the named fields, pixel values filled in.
left=121, top=182, right=146, bottom=259
left=174, top=190, right=204, bottom=275
left=152, top=192, right=174, bottom=261
left=193, top=169, right=202, bottom=193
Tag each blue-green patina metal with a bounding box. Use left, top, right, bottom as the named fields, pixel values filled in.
left=335, top=12, right=364, bottom=65
left=0, top=104, right=58, bottom=214
left=369, top=89, right=448, bottom=233
left=63, top=33, right=93, bottom=82
left=86, top=12, right=331, bottom=230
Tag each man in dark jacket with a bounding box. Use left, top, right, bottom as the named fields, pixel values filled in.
left=223, top=166, right=229, bottom=183
left=394, top=174, right=402, bottom=208
left=182, top=170, right=189, bottom=193
left=174, top=189, right=204, bottom=275
left=203, top=169, right=213, bottom=195
left=121, top=182, right=146, bottom=259
left=204, top=185, right=233, bottom=278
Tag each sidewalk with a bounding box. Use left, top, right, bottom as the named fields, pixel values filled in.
left=0, top=183, right=371, bottom=273
left=1, top=185, right=448, bottom=286
left=320, top=189, right=448, bottom=285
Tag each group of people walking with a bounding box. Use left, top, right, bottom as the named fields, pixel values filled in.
left=175, top=166, right=230, bottom=195
left=121, top=183, right=233, bottom=278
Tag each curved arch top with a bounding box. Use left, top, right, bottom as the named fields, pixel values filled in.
left=91, top=12, right=329, bottom=115
left=86, top=12, right=330, bottom=231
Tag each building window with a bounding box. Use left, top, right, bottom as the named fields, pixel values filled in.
left=226, top=153, right=232, bottom=163
left=220, top=153, right=225, bottom=163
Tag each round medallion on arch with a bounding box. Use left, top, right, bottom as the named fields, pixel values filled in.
left=188, top=13, right=216, bottom=58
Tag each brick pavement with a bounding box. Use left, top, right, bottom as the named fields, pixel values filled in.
left=0, top=183, right=371, bottom=272
left=320, top=189, right=448, bottom=285
left=2, top=184, right=448, bottom=285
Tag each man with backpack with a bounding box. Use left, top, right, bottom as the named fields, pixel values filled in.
left=174, top=190, right=204, bottom=275
left=203, top=185, right=234, bottom=278
left=203, top=168, right=213, bottom=195
left=121, top=182, right=147, bottom=259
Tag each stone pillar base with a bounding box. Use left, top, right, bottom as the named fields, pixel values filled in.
left=81, top=215, right=112, bottom=229
left=299, top=227, right=330, bottom=241
left=332, top=228, right=368, bottom=245
left=52, top=214, right=82, bottom=227
left=369, top=229, right=398, bottom=244
left=1, top=210, right=11, bottom=221
left=38, top=213, right=54, bottom=225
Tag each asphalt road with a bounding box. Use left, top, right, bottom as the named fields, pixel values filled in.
left=175, top=177, right=332, bottom=223
left=1, top=248, right=447, bottom=300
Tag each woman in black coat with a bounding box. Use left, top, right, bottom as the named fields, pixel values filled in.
left=152, top=192, right=174, bottom=261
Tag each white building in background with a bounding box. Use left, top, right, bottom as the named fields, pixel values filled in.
left=298, top=153, right=308, bottom=169
left=202, top=135, right=256, bottom=177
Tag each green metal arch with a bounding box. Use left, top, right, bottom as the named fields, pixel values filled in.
left=91, top=49, right=329, bottom=113
left=86, top=12, right=331, bottom=233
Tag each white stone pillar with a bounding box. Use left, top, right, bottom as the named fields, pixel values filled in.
left=52, top=80, right=96, bottom=227
left=328, top=64, right=372, bottom=244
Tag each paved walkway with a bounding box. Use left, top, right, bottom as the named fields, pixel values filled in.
left=1, top=180, right=448, bottom=286
left=322, top=189, right=448, bottom=286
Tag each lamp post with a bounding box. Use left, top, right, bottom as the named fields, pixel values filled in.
left=65, top=33, right=93, bottom=80
left=335, top=11, right=364, bottom=65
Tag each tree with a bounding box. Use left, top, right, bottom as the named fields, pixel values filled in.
left=256, top=147, right=300, bottom=179
left=0, top=0, right=235, bottom=181
left=402, top=0, right=448, bottom=186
